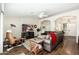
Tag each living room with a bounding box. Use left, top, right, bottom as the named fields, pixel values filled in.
left=0, top=3, right=79, bottom=55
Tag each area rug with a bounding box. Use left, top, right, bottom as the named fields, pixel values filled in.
left=1, top=43, right=65, bottom=55
left=18, top=53, right=25, bottom=55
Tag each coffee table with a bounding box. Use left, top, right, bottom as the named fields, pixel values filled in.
left=30, top=38, right=44, bottom=44
left=29, top=38, right=44, bottom=54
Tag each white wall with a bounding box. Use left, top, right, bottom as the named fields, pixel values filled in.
left=40, top=9, right=79, bottom=36
left=51, top=9, right=79, bottom=36
left=39, top=18, right=55, bottom=31
left=3, top=16, right=39, bottom=39
left=0, top=14, right=1, bottom=53
left=0, top=13, right=1, bottom=42
left=0, top=13, right=3, bottom=53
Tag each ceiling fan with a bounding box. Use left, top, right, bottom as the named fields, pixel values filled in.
left=38, top=11, right=48, bottom=18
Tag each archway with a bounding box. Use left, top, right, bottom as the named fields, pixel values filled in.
left=40, top=20, right=51, bottom=33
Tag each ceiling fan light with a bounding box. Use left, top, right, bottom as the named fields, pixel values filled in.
left=38, top=12, right=48, bottom=18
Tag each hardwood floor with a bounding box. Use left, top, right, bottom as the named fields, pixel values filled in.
left=58, top=36, right=79, bottom=55
left=0, top=36, right=79, bottom=55
left=65, top=37, right=78, bottom=54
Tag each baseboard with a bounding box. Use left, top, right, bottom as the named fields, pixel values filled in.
left=64, top=36, right=76, bottom=38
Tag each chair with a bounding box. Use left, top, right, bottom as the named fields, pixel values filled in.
left=5, top=30, right=25, bottom=48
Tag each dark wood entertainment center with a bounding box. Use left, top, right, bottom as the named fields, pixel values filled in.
left=21, top=24, right=34, bottom=39
left=21, top=32, right=34, bottom=39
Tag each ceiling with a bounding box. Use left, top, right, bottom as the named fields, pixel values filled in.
left=4, top=3, right=79, bottom=18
